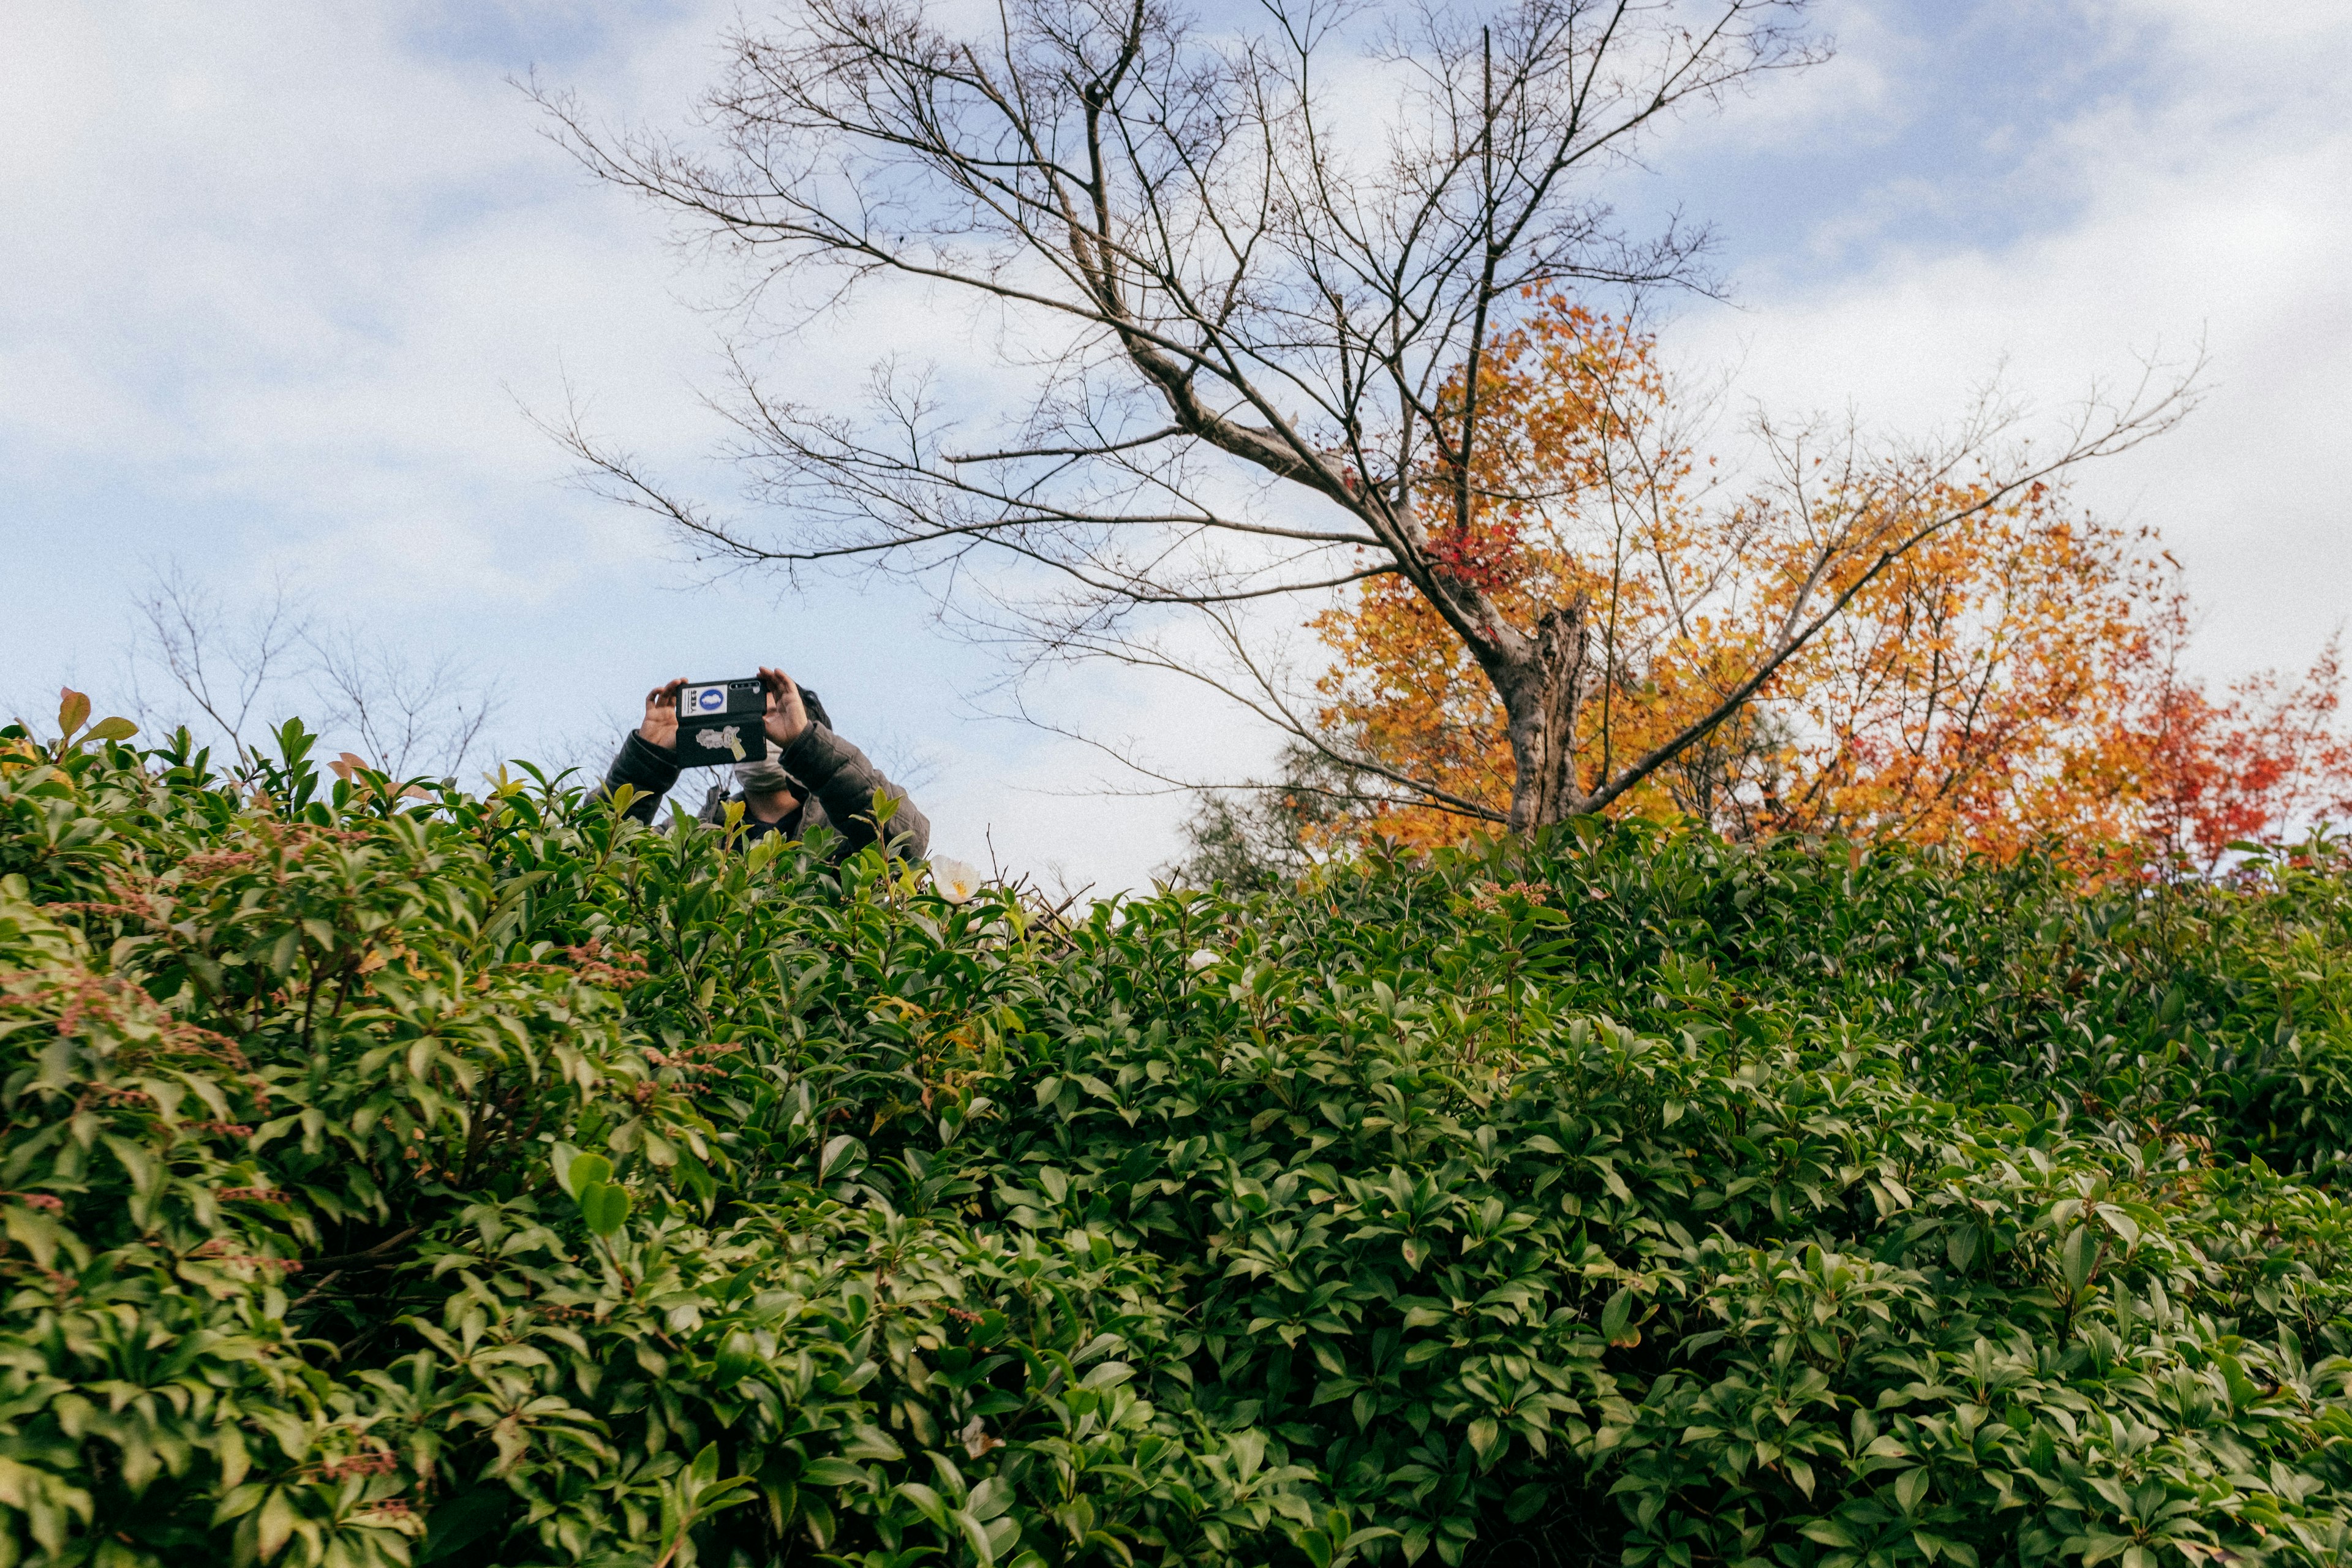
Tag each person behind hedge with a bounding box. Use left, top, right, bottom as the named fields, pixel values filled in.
left=600, top=666, right=930, bottom=861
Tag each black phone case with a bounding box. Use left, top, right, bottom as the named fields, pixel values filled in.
left=673, top=677, right=768, bottom=767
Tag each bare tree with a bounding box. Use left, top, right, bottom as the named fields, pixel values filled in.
left=307, top=633, right=497, bottom=781
left=127, top=565, right=497, bottom=780
left=129, top=567, right=308, bottom=766
left=534, top=0, right=2192, bottom=832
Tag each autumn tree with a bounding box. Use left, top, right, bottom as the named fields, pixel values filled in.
left=2088, top=592, right=2352, bottom=875
left=1289, top=301, right=2350, bottom=870
left=537, top=0, right=2190, bottom=835
left=1302, top=301, right=2143, bottom=843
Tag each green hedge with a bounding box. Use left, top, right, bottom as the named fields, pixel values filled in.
left=9, top=714, right=2352, bottom=1568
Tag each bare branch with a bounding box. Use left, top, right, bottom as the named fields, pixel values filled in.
left=129, top=565, right=309, bottom=765
left=1580, top=357, right=2203, bottom=815
left=307, top=631, right=499, bottom=780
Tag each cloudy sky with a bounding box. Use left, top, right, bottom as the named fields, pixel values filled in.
left=2, top=0, right=2345, bottom=891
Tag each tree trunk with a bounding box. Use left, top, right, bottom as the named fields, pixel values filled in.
left=1503, top=598, right=1593, bottom=833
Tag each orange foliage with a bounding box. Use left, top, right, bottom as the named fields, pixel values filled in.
left=1314, top=303, right=1733, bottom=840
left=2083, top=597, right=2352, bottom=874
left=1311, top=299, right=2352, bottom=869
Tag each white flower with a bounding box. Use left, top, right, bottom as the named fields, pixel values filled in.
left=930, top=858, right=982, bottom=903
left=1186, top=948, right=1221, bottom=971
left=959, top=1413, right=1003, bottom=1458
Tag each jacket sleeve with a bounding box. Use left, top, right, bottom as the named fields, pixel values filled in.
left=598, top=731, right=683, bottom=824
left=780, top=723, right=932, bottom=862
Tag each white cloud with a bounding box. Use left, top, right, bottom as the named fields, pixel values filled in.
left=0, top=2, right=735, bottom=589
left=1673, top=0, right=2352, bottom=678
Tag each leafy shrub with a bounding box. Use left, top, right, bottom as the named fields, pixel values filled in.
left=9, top=704, right=2352, bottom=1568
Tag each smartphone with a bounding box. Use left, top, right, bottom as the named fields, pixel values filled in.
left=673, top=677, right=767, bottom=766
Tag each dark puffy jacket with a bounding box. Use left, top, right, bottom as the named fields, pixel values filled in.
left=598, top=724, right=931, bottom=862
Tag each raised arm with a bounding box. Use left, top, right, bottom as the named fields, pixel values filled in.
left=759, top=666, right=931, bottom=861
left=597, top=677, right=688, bottom=823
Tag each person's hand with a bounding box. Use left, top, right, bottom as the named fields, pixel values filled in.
left=759, top=666, right=812, bottom=750
left=638, top=678, right=687, bottom=751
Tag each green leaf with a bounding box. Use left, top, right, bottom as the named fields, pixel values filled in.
left=1945, top=1224, right=1979, bottom=1272
left=1600, top=1286, right=1639, bottom=1347
left=2060, top=1226, right=2097, bottom=1294
left=256, top=1487, right=296, bottom=1563
left=579, top=1181, right=631, bottom=1236
left=845, top=1425, right=905, bottom=1461
left=801, top=1458, right=870, bottom=1488
left=551, top=1145, right=602, bottom=1200
left=821, top=1134, right=865, bottom=1183
left=955, top=1507, right=1000, bottom=1567
left=421, top=1490, right=510, bottom=1564
left=897, top=1482, right=949, bottom=1529
left=1467, top=1418, right=1501, bottom=1466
